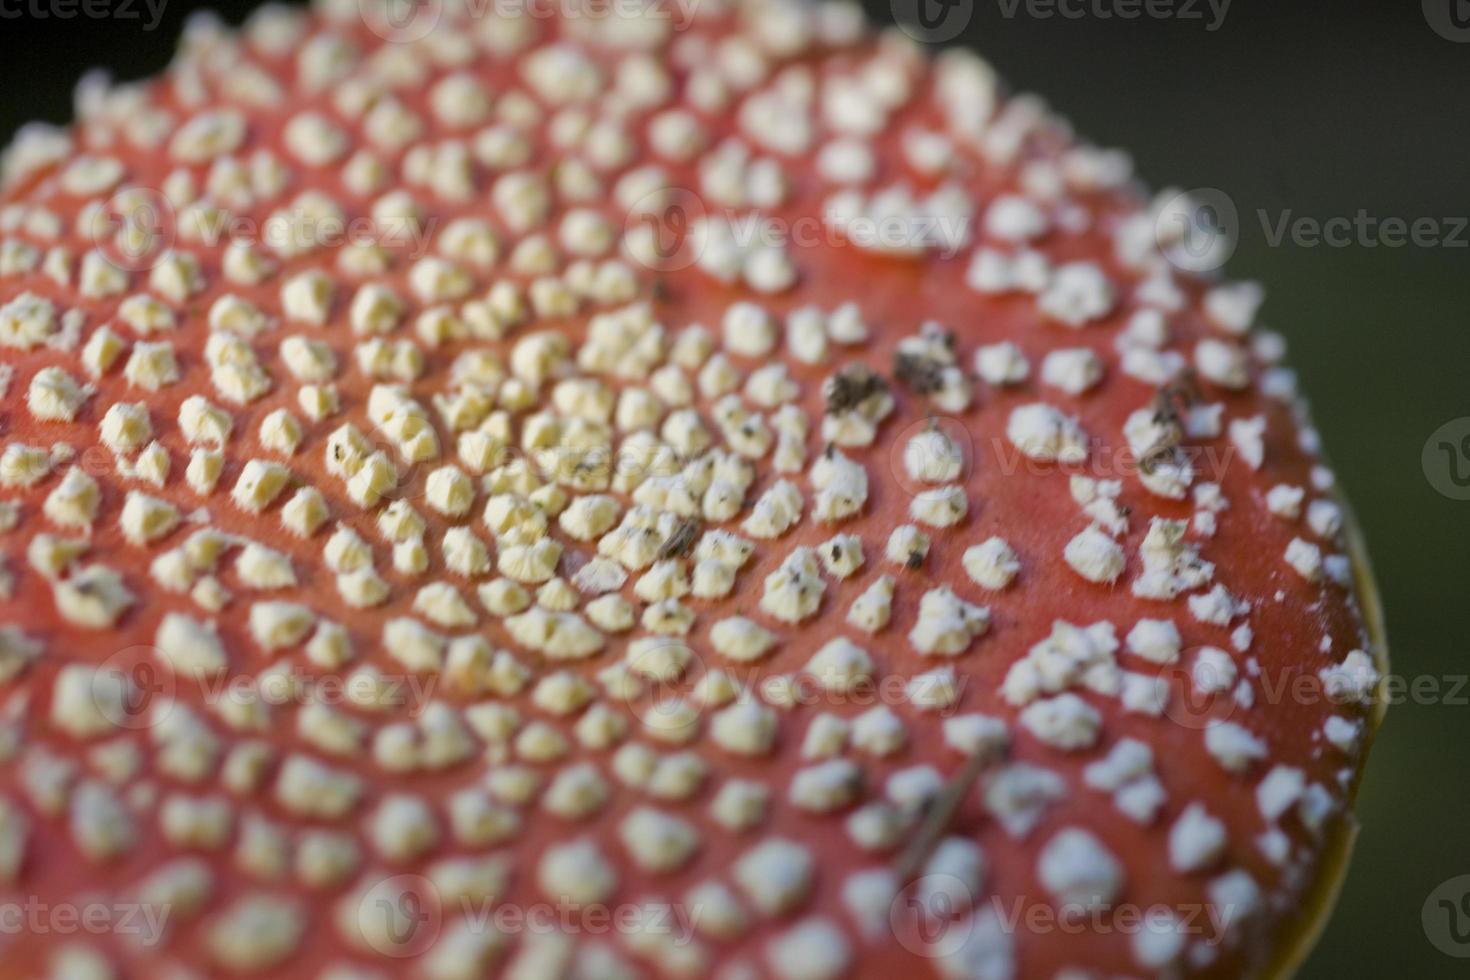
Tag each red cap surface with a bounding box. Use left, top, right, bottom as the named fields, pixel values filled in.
left=0, top=2, right=1383, bottom=978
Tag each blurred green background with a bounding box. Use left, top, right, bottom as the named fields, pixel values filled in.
left=1, top=0, right=1465, bottom=975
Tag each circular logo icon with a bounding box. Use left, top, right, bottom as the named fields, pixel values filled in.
left=891, top=0, right=974, bottom=44
left=359, top=0, right=443, bottom=44
left=1424, top=874, right=1470, bottom=957
left=1154, top=187, right=1238, bottom=273
left=92, top=646, right=174, bottom=731
left=889, top=416, right=978, bottom=500
left=622, top=639, right=702, bottom=726
left=1423, top=418, right=1470, bottom=501
left=88, top=186, right=175, bottom=275
left=890, top=873, right=977, bottom=959
left=355, top=873, right=443, bottom=958
left=1159, top=653, right=1238, bottom=731
left=622, top=185, right=708, bottom=274
left=1424, top=0, right=1470, bottom=42
left=371, top=454, right=438, bottom=512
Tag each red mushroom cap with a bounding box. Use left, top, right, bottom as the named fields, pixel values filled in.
left=0, top=2, right=1384, bottom=979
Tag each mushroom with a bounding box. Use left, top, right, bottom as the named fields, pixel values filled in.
left=0, top=1, right=1384, bottom=978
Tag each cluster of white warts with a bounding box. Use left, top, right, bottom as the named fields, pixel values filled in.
left=0, top=1, right=1381, bottom=978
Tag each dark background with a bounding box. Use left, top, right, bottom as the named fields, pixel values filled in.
left=1, top=0, right=1466, bottom=975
